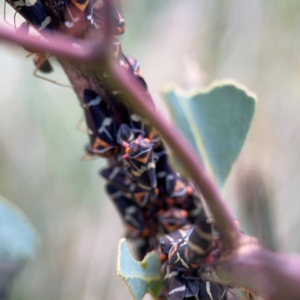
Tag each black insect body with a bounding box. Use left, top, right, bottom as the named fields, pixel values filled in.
left=30, top=51, right=53, bottom=74
left=125, top=138, right=157, bottom=191
left=106, top=183, right=147, bottom=239
left=159, top=221, right=226, bottom=300
left=14, top=2, right=230, bottom=299
left=185, top=216, right=213, bottom=266
left=83, top=89, right=118, bottom=157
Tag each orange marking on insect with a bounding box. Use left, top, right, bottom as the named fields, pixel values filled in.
left=166, top=198, right=174, bottom=205
left=186, top=186, right=193, bottom=195
left=142, top=228, right=150, bottom=237
left=159, top=253, right=168, bottom=262
left=190, top=263, right=199, bottom=269
left=125, top=147, right=130, bottom=154
left=133, top=192, right=146, bottom=205
left=181, top=210, right=188, bottom=218
left=169, top=243, right=178, bottom=260
left=115, top=26, right=125, bottom=35
left=134, top=150, right=151, bottom=164
left=93, top=137, right=111, bottom=150
left=126, top=224, right=137, bottom=234
left=70, top=0, right=89, bottom=11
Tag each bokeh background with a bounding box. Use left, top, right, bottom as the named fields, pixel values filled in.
left=0, top=0, right=300, bottom=299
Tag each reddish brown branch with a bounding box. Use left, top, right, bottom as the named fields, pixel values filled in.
left=0, top=23, right=106, bottom=62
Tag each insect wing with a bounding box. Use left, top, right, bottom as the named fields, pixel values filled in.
left=6, top=0, right=52, bottom=32
left=185, top=215, right=213, bottom=265
left=199, top=282, right=227, bottom=300
left=128, top=139, right=157, bottom=190
left=100, top=165, right=145, bottom=194
left=83, top=89, right=117, bottom=157
left=155, top=146, right=177, bottom=195
left=106, top=184, right=145, bottom=238
left=162, top=263, right=186, bottom=300
left=184, top=194, right=205, bottom=224
left=117, top=123, right=133, bottom=145
left=185, top=277, right=200, bottom=298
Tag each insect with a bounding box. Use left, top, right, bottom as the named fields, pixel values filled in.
left=118, top=128, right=157, bottom=191
left=106, top=183, right=147, bottom=239
left=83, top=89, right=118, bottom=157
left=4, top=2, right=72, bottom=87
left=158, top=218, right=227, bottom=300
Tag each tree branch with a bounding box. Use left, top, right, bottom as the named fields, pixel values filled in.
left=0, top=23, right=106, bottom=62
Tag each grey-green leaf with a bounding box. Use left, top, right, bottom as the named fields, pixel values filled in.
left=162, top=80, right=257, bottom=187
left=0, top=195, right=40, bottom=296
left=117, top=238, right=162, bottom=300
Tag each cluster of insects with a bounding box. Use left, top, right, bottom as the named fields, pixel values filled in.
left=4, top=0, right=256, bottom=299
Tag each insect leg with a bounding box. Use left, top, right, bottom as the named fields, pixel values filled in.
left=33, top=54, right=72, bottom=88
left=76, top=115, right=89, bottom=135
left=3, top=1, right=15, bottom=28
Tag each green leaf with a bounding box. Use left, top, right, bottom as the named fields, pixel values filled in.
left=0, top=195, right=40, bottom=296
left=162, top=80, right=257, bottom=187
left=117, top=238, right=162, bottom=300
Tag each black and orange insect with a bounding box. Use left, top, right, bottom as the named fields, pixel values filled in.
left=83, top=89, right=118, bottom=157
left=158, top=218, right=227, bottom=300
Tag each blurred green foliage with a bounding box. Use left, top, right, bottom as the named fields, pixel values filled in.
left=0, top=0, right=300, bottom=299
left=0, top=195, right=39, bottom=298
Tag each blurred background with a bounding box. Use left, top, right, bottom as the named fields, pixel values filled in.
left=0, top=0, right=300, bottom=299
